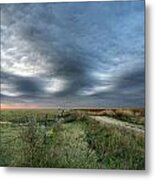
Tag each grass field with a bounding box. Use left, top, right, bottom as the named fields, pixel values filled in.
left=0, top=108, right=145, bottom=169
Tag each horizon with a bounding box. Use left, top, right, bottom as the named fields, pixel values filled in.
left=1, top=104, right=144, bottom=110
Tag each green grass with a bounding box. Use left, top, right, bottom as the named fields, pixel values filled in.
left=82, top=118, right=145, bottom=169
left=0, top=109, right=145, bottom=169
left=0, top=109, right=56, bottom=123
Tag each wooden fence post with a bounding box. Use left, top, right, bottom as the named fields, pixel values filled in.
left=44, top=113, right=48, bottom=144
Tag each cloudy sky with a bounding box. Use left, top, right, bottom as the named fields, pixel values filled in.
left=1, top=0, right=144, bottom=108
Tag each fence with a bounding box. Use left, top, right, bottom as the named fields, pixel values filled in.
left=0, top=111, right=70, bottom=166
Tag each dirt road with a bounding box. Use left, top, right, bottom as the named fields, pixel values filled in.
left=90, top=116, right=144, bottom=134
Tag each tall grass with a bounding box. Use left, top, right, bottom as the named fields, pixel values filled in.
left=0, top=109, right=145, bottom=169
left=83, top=117, right=145, bottom=169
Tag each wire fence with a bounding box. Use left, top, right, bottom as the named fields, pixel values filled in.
left=0, top=110, right=75, bottom=146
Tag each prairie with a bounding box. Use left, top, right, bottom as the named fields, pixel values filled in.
left=0, top=108, right=145, bottom=169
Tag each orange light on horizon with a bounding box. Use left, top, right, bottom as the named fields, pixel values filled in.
left=1, top=103, right=40, bottom=110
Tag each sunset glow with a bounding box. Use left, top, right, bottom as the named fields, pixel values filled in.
left=1, top=103, right=39, bottom=110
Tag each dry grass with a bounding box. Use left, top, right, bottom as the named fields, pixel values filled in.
left=85, top=108, right=144, bottom=116
left=84, top=108, right=145, bottom=126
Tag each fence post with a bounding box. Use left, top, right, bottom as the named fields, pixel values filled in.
left=44, top=113, right=48, bottom=144
left=29, top=116, right=36, bottom=167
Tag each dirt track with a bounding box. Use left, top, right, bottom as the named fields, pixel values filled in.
left=90, top=116, right=144, bottom=134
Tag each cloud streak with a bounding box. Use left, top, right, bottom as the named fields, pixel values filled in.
left=1, top=1, right=144, bottom=108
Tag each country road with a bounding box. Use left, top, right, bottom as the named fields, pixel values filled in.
left=90, top=116, right=144, bottom=134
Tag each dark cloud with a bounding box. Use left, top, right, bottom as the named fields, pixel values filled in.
left=1, top=1, right=144, bottom=107
left=117, top=69, right=144, bottom=91
left=1, top=71, right=44, bottom=96
left=16, top=78, right=42, bottom=95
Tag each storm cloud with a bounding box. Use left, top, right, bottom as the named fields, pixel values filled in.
left=1, top=1, right=144, bottom=108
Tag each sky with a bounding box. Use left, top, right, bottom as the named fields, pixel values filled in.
left=1, top=0, right=144, bottom=109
